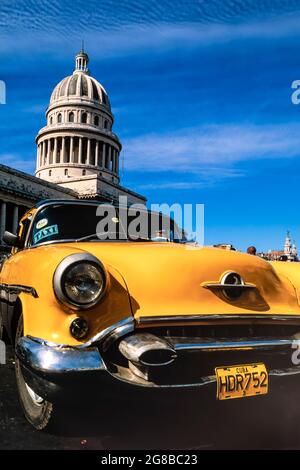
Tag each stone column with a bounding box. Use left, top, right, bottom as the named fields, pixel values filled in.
left=12, top=205, right=19, bottom=234
left=70, top=136, right=74, bottom=163
left=45, top=140, right=49, bottom=166
left=79, top=137, right=82, bottom=164
left=61, top=137, right=65, bottom=163
left=40, top=144, right=43, bottom=168
left=87, top=138, right=91, bottom=165
left=40, top=141, right=45, bottom=167
left=108, top=146, right=112, bottom=171
left=116, top=151, right=119, bottom=175
left=39, top=142, right=42, bottom=168
left=95, top=140, right=99, bottom=166
left=36, top=144, right=40, bottom=169
left=113, top=149, right=116, bottom=173
left=44, top=140, right=47, bottom=166
left=48, top=139, right=51, bottom=166
left=42, top=141, right=46, bottom=166
left=53, top=138, right=58, bottom=164
left=102, top=143, right=106, bottom=168
left=47, top=139, right=52, bottom=165
left=110, top=146, right=113, bottom=169
left=0, top=201, right=6, bottom=242
left=48, top=139, right=51, bottom=165
left=39, top=143, right=42, bottom=168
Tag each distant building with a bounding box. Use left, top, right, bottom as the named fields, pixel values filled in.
left=260, top=231, right=298, bottom=262
left=284, top=231, right=292, bottom=257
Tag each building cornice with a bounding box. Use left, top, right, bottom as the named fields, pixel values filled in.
left=35, top=163, right=120, bottom=182
left=58, top=174, right=147, bottom=202
left=0, top=164, right=76, bottom=195
left=0, top=164, right=78, bottom=203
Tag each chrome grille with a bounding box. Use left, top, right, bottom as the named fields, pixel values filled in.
left=142, top=323, right=300, bottom=341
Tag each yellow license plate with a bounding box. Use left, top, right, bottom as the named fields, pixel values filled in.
left=215, top=363, right=268, bottom=400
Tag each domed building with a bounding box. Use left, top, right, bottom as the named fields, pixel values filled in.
left=35, top=49, right=145, bottom=203
left=0, top=49, right=145, bottom=250
left=260, top=231, right=298, bottom=261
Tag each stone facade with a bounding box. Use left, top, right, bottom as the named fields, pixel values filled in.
left=0, top=164, right=77, bottom=250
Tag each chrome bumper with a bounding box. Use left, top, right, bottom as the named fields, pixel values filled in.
left=15, top=316, right=135, bottom=375
left=15, top=315, right=300, bottom=401
left=16, top=336, right=106, bottom=374
left=16, top=334, right=300, bottom=375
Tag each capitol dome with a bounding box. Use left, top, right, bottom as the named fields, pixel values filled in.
left=35, top=49, right=121, bottom=189
left=50, top=74, right=110, bottom=108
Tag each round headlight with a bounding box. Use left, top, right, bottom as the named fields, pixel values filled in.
left=54, top=254, right=106, bottom=309
left=64, top=262, right=104, bottom=305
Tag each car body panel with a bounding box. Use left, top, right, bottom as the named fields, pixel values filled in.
left=0, top=243, right=133, bottom=345
left=56, top=242, right=300, bottom=319
left=1, top=237, right=300, bottom=346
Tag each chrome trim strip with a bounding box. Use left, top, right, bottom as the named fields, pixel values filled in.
left=119, top=333, right=177, bottom=366
left=270, top=367, right=300, bottom=377
left=78, top=316, right=134, bottom=349
left=137, top=314, right=300, bottom=324
left=110, top=371, right=218, bottom=388
left=202, top=283, right=256, bottom=290
left=110, top=365, right=300, bottom=388
left=25, top=316, right=134, bottom=350
left=172, top=338, right=299, bottom=351
left=16, top=336, right=105, bottom=374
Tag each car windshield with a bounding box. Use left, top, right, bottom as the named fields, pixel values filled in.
left=29, top=203, right=185, bottom=246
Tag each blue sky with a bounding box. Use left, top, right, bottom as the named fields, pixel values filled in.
left=1, top=0, right=300, bottom=251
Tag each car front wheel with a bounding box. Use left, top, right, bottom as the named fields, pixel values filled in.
left=15, top=315, right=54, bottom=430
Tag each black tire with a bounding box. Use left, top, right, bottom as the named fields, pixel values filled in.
left=15, top=315, right=54, bottom=430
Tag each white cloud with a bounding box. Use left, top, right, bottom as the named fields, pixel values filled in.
left=122, top=123, right=300, bottom=173
left=1, top=14, right=300, bottom=58
left=139, top=182, right=210, bottom=190
left=2, top=122, right=300, bottom=188
left=136, top=168, right=245, bottom=190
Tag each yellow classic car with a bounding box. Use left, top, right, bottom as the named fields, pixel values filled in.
left=1, top=199, right=300, bottom=430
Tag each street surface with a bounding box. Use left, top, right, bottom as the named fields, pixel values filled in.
left=1, top=346, right=300, bottom=450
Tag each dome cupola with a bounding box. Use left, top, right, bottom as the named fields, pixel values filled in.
left=49, top=49, right=110, bottom=109
left=75, top=48, right=89, bottom=74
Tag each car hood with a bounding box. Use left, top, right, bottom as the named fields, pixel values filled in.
left=64, top=242, right=300, bottom=319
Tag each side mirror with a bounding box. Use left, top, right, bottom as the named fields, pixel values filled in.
left=0, top=253, right=9, bottom=269
left=2, top=231, right=20, bottom=247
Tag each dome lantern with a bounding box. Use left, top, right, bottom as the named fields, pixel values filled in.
left=75, top=46, right=89, bottom=74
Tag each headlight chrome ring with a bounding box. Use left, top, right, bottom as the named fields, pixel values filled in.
left=53, top=253, right=107, bottom=310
